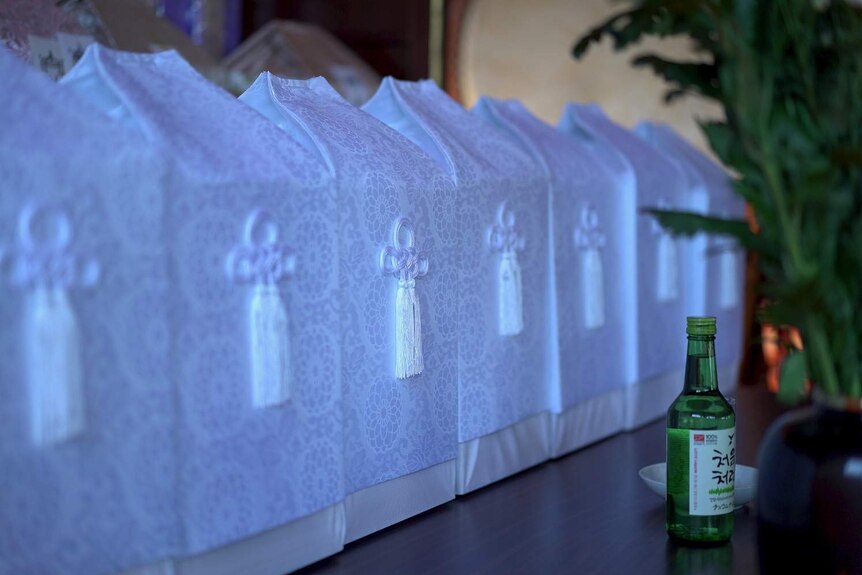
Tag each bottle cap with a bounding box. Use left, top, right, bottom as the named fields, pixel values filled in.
left=687, top=316, right=717, bottom=336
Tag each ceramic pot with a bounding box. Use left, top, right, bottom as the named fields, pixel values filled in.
left=757, top=392, right=862, bottom=573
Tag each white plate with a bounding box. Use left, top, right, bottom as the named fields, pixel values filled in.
left=638, top=462, right=757, bottom=510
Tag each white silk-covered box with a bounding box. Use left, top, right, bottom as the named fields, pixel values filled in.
left=364, top=79, right=552, bottom=494
left=61, top=46, right=344, bottom=575
left=633, top=123, right=710, bottom=320
left=635, top=122, right=745, bottom=392
left=559, top=104, right=689, bottom=430
left=475, top=99, right=636, bottom=456
left=240, top=74, right=458, bottom=543
left=0, top=48, right=176, bottom=575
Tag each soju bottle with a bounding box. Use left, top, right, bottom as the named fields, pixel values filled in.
left=666, top=316, right=736, bottom=543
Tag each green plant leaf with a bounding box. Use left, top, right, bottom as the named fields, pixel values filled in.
left=644, top=209, right=776, bottom=256
left=777, top=351, right=807, bottom=405
left=699, top=121, right=759, bottom=175
left=572, top=9, right=636, bottom=59
left=572, top=1, right=713, bottom=59
left=632, top=54, right=720, bottom=101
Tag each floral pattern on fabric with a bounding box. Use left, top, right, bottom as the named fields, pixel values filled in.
left=60, top=46, right=342, bottom=555
left=241, top=74, right=458, bottom=495
left=364, top=79, right=551, bottom=442
left=0, top=48, right=176, bottom=574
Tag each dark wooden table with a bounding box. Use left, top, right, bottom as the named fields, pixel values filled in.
left=299, top=385, right=785, bottom=575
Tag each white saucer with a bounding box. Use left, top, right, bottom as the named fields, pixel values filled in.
left=638, top=462, right=757, bottom=510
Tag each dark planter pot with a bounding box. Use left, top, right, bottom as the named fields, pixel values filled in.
left=757, top=394, right=862, bottom=574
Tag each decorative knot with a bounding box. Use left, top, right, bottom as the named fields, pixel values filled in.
left=380, top=218, right=429, bottom=283
left=5, top=203, right=99, bottom=289
left=574, top=203, right=606, bottom=250
left=226, top=209, right=296, bottom=285
left=488, top=201, right=524, bottom=255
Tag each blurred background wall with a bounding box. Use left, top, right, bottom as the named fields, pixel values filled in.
left=455, top=0, right=722, bottom=153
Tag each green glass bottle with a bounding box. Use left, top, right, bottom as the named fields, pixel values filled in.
left=666, top=316, right=736, bottom=543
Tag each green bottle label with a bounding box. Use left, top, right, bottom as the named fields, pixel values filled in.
left=668, top=427, right=736, bottom=516
left=690, top=427, right=735, bottom=516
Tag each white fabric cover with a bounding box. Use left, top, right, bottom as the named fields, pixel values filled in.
left=625, top=369, right=681, bottom=430
left=364, top=79, right=552, bottom=493
left=170, top=503, right=344, bottom=575
left=240, top=73, right=458, bottom=538
left=124, top=503, right=345, bottom=575
left=635, top=122, right=746, bottom=376
left=61, top=46, right=344, bottom=563
left=633, top=124, right=711, bottom=319
left=559, top=104, right=689, bottom=424
left=549, top=388, right=626, bottom=455
left=344, top=460, right=455, bottom=543
left=474, top=98, right=636, bottom=456
left=0, top=48, right=175, bottom=575
left=456, top=413, right=550, bottom=493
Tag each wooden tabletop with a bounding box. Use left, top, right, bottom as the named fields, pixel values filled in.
left=298, top=385, right=785, bottom=575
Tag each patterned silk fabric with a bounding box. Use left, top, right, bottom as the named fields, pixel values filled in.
left=364, top=79, right=550, bottom=444
left=61, top=46, right=343, bottom=557
left=635, top=122, right=746, bottom=372
left=240, top=74, right=458, bottom=497
left=559, top=103, right=689, bottom=383
left=0, top=47, right=175, bottom=575
left=475, top=98, right=636, bottom=412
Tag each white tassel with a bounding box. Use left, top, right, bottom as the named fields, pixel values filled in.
left=395, top=278, right=423, bottom=379
left=381, top=218, right=428, bottom=380
left=249, top=284, right=291, bottom=407
left=489, top=202, right=525, bottom=337
left=657, top=234, right=679, bottom=302
left=575, top=204, right=607, bottom=330
left=227, top=209, right=295, bottom=408
left=719, top=248, right=739, bottom=309
left=582, top=247, right=606, bottom=329
left=27, top=286, right=85, bottom=446
left=499, top=251, right=524, bottom=336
